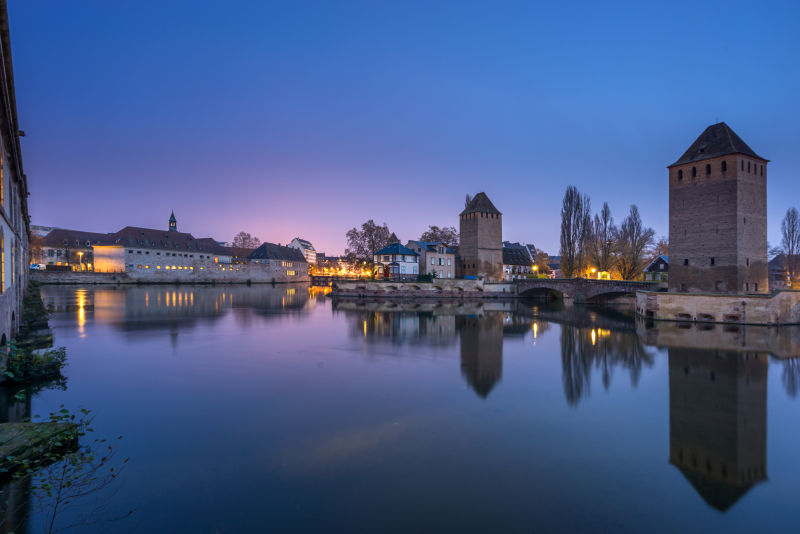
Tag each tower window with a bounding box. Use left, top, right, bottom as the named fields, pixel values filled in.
left=683, top=259, right=689, bottom=266
left=692, top=167, right=697, bottom=178
left=722, top=161, right=727, bottom=173
left=746, top=258, right=749, bottom=266
left=705, top=164, right=711, bottom=176
left=710, top=257, right=715, bottom=266
left=678, top=170, right=683, bottom=181
left=741, top=160, right=744, bottom=171
left=760, top=165, right=763, bottom=176
left=748, top=161, right=751, bottom=172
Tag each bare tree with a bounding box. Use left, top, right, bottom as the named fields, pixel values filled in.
left=781, top=207, right=800, bottom=288
left=232, top=231, right=261, bottom=249
left=345, top=220, right=392, bottom=264
left=419, top=225, right=459, bottom=248
left=559, top=186, right=591, bottom=277
left=616, top=205, right=655, bottom=280
left=650, top=236, right=668, bottom=258
left=588, top=202, right=617, bottom=273
left=465, top=194, right=472, bottom=208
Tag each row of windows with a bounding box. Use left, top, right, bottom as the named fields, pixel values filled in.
left=682, top=257, right=751, bottom=267
left=431, top=257, right=452, bottom=266
left=127, top=249, right=215, bottom=260
left=378, top=255, right=418, bottom=263
left=127, top=264, right=243, bottom=272
left=677, top=160, right=764, bottom=181
left=461, top=212, right=500, bottom=220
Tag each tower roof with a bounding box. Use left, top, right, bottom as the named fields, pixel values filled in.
left=461, top=192, right=501, bottom=216
left=669, top=122, right=767, bottom=167
left=169, top=211, right=177, bottom=222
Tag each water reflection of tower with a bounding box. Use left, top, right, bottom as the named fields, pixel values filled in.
left=457, top=314, right=504, bottom=398
left=668, top=349, right=767, bottom=511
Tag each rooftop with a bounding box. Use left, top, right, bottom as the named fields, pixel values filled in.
left=670, top=122, right=766, bottom=167
left=375, top=242, right=418, bottom=256
left=248, top=242, right=307, bottom=262
left=461, top=192, right=501, bottom=216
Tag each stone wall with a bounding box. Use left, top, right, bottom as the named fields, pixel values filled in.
left=333, top=278, right=515, bottom=298
left=668, top=154, right=768, bottom=294
left=636, top=290, right=800, bottom=325
left=458, top=211, right=503, bottom=281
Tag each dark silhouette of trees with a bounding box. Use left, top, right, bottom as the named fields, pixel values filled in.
left=559, top=186, right=591, bottom=277
left=419, top=225, right=459, bottom=248
left=345, top=220, right=392, bottom=263
left=781, top=207, right=800, bottom=288
left=616, top=205, right=655, bottom=280
left=588, top=202, right=617, bottom=274
left=232, top=231, right=261, bottom=249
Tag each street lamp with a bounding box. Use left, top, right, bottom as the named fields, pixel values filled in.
left=77, top=251, right=84, bottom=272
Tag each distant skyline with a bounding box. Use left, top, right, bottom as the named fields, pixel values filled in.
left=10, top=1, right=800, bottom=255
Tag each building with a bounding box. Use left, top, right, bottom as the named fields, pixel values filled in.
left=288, top=237, right=317, bottom=264
left=668, top=123, right=768, bottom=294
left=502, top=245, right=532, bottom=281
left=0, top=2, right=31, bottom=344
left=33, top=228, right=108, bottom=270
left=93, top=224, right=232, bottom=274
left=458, top=192, right=503, bottom=281
left=373, top=242, right=419, bottom=279
left=643, top=255, right=668, bottom=282
left=247, top=242, right=309, bottom=281
left=406, top=240, right=455, bottom=278
left=768, top=254, right=798, bottom=290
left=503, top=241, right=537, bottom=261
left=547, top=256, right=561, bottom=278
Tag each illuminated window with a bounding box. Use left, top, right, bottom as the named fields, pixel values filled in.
left=157, top=265, right=161, bottom=269
left=287, top=270, right=296, bottom=276
left=137, top=264, right=142, bottom=268
left=214, top=256, right=219, bottom=263
left=145, top=265, right=150, bottom=269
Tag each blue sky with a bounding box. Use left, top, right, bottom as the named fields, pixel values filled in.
left=9, top=0, right=800, bottom=254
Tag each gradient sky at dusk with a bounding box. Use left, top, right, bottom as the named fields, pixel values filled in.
left=9, top=1, right=800, bottom=254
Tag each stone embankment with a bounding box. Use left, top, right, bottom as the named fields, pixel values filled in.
left=636, top=290, right=800, bottom=325
left=332, top=278, right=515, bottom=298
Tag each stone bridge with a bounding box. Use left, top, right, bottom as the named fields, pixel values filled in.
left=513, top=278, right=664, bottom=302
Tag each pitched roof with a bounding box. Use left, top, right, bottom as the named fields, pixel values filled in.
left=374, top=242, right=418, bottom=256
left=292, top=238, right=314, bottom=250
left=247, top=242, right=307, bottom=262
left=644, top=255, right=669, bottom=271
left=461, top=192, right=501, bottom=216
left=42, top=228, right=110, bottom=248
left=406, top=241, right=456, bottom=254
left=502, top=246, right=531, bottom=266
left=670, top=122, right=766, bottom=167
left=387, top=232, right=400, bottom=244
left=97, top=226, right=227, bottom=254
left=224, top=246, right=257, bottom=259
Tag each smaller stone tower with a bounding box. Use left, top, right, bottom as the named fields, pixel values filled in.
left=458, top=192, right=503, bottom=281
left=169, top=211, right=177, bottom=232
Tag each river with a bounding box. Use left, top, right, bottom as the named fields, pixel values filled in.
left=4, top=284, right=800, bottom=533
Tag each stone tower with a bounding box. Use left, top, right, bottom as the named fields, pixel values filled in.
left=169, top=211, right=177, bottom=232
left=458, top=192, right=502, bottom=281
left=668, top=123, right=768, bottom=294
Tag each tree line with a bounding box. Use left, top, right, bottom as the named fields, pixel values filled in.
left=344, top=221, right=459, bottom=264
left=558, top=185, right=662, bottom=280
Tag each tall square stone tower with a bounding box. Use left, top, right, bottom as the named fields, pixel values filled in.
left=458, top=192, right=503, bottom=281
left=668, top=123, right=768, bottom=294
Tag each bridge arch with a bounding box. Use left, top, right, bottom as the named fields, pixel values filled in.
left=519, top=287, right=564, bottom=300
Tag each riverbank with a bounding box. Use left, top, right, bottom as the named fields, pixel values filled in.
left=32, top=271, right=310, bottom=285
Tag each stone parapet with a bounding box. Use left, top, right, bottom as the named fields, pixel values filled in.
left=636, top=290, right=800, bottom=325
left=332, top=278, right=515, bottom=298
left=32, top=264, right=309, bottom=285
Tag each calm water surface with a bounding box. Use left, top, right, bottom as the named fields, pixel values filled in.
left=9, top=284, right=800, bottom=532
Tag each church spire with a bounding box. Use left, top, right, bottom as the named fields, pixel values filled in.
left=169, top=211, right=177, bottom=232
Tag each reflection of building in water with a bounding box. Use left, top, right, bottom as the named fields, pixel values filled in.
left=457, top=314, right=504, bottom=398
left=347, top=310, right=457, bottom=348
left=668, top=349, right=767, bottom=512
left=560, top=325, right=654, bottom=406
left=40, top=285, right=312, bottom=343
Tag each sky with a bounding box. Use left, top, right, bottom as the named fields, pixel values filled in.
left=8, top=0, right=800, bottom=255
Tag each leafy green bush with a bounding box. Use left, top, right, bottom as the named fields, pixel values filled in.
left=4, top=343, right=66, bottom=384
